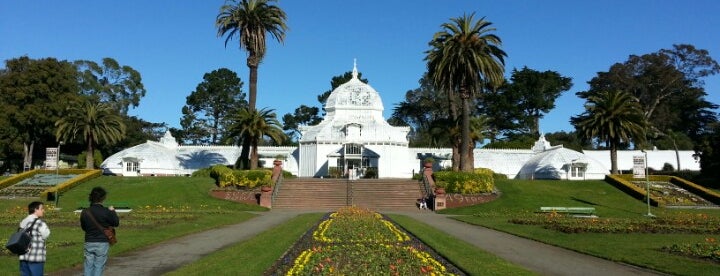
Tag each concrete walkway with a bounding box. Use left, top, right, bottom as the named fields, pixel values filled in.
left=51, top=210, right=665, bottom=276
left=400, top=212, right=664, bottom=276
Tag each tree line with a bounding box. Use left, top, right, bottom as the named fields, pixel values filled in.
left=2, top=0, right=718, bottom=183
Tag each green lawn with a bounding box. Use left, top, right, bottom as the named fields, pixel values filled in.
left=441, top=179, right=720, bottom=276
left=0, top=176, right=265, bottom=274
left=3, top=176, right=718, bottom=275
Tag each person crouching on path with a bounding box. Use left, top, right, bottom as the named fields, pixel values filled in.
left=80, top=187, right=119, bottom=276
left=19, top=201, right=50, bottom=276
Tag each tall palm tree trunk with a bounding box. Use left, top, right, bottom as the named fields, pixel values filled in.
left=86, top=138, right=95, bottom=169
left=459, top=87, right=472, bottom=172
left=250, top=137, right=259, bottom=170
left=240, top=58, right=259, bottom=170
left=238, top=136, right=251, bottom=169
left=248, top=64, right=258, bottom=111
left=448, top=91, right=460, bottom=171
left=610, top=139, right=618, bottom=174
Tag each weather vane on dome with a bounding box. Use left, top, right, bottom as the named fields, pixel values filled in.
left=352, top=58, right=358, bottom=79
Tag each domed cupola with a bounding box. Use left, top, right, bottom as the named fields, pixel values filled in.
left=324, top=60, right=384, bottom=115
left=298, top=60, right=409, bottom=144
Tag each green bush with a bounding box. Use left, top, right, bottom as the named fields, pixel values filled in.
left=328, top=167, right=343, bottom=178
left=209, top=165, right=272, bottom=189
left=78, top=150, right=103, bottom=168
left=434, top=169, right=494, bottom=194
left=281, top=170, right=296, bottom=179
left=192, top=167, right=213, bottom=177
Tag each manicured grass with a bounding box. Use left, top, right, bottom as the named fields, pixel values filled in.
left=167, top=213, right=325, bottom=276
left=441, top=179, right=720, bottom=276
left=388, top=214, right=536, bottom=276
left=0, top=176, right=265, bottom=274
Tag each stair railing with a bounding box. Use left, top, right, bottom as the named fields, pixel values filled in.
left=271, top=173, right=283, bottom=204
left=346, top=177, right=354, bottom=206
left=421, top=174, right=433, bottom=197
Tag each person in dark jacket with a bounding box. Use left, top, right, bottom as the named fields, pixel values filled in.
left=80, top=187, right=119, bottom=276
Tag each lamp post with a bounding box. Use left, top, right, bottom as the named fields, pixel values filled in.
left=641, top=149, right=654, bottom=217
left=55, top=141, right=64, bottom=209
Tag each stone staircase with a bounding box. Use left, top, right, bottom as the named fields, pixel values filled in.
left=271, top=178, right=425, bottom=212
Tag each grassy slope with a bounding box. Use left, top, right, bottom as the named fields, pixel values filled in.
left=0, top=176, right=265, bottom=274
left=441, top=179, right=720, bottom=276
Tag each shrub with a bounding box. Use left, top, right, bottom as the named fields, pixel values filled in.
left=191, top=167, right=213, bottom=177
left=363, top=167, right=377, bottom=179
left=281, top=170, right=295, bottom=179
left=434, top=169, right=494, bottom=194
left=328, top=167, right=343, bottom=178
left=78, top=150, right=103, bottom=168
left=209, top=165, right=272, bottom=189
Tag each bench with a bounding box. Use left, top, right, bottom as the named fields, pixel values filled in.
left=538, top=207, right=596, bottom=215
left=77, top=201, right=132, bottom=209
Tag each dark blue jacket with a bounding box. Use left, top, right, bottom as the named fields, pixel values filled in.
left=80, top=204, right=120, bottom=242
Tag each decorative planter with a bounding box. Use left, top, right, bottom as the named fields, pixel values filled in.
left=261, top=186, right=272, bottom=192
left=434, top=187, right=445, bottom=195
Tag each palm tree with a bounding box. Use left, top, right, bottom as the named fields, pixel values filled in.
left=55, top=100, right=126, bottom=169
left=571, top=90, right=647, bottom=174
left=216, top=0, right=287, bottom=110
left=225, top=107, right=285, bottom=169
left=425, top=13, right=506, bottom=172
left=216, top=0, right=287, bottom=169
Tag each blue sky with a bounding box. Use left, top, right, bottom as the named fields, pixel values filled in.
left=2, top=0, right=719, bottom=134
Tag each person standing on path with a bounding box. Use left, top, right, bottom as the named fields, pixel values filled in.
left=19, top=201, right=51, bottom=276
left=80, top=187, right=119, bottom=276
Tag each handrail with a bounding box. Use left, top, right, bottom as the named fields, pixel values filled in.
left=346, top=176, right=354, bottom=206
left=271, top=173, right=283, bottom=204
left=421, top=174, right=433, bottom=197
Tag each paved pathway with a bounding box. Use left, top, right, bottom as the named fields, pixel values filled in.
left=51, top=210, right=665, bottom=276
left=400, top=212, right=664, bottom=276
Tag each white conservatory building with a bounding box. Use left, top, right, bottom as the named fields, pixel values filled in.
left=100, top=63, right=701, bottom=180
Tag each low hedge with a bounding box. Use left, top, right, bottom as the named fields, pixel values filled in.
left=209, top=165, right=272, bottom=189
left=434, top=168, right=495, bottom=194
left=0, top=169, right=39, bottom=190
left=669, top=176, right=720, bottom=205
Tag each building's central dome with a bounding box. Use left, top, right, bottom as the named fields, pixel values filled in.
left=324, top=61, right=383, bottom=112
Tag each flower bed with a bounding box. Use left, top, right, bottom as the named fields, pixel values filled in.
left=630, top=181, right=714, bottom=206
left=662, top=237, right=720, bottom=263
left=267, top=206, right=464, bottom=275
left=509, top=212, right=720, bottom=234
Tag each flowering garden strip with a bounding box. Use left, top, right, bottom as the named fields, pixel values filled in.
left=662, top=237, right=720, bottom=263
left=630, top=180, right=715, bottom=206
left=267, top=207, right=465, bottom=275
left=509, top=212, right=720, bottom=234
left=443, top=179, right=720, bottom=276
